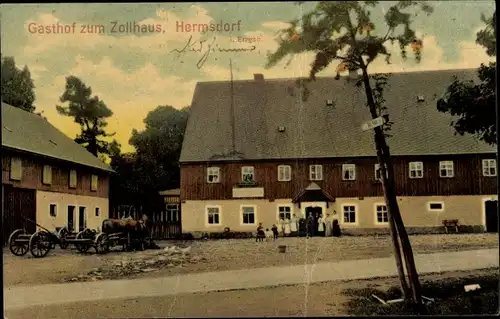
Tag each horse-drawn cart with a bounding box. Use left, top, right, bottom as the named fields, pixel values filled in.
left=8, top=217, right=70, bottom=258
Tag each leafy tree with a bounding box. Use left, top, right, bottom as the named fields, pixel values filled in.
left=56, top=76, right=115, bottom=157
left=110, top=105, right=189, bottom=210
left=266, top=1, right=434, bottom=308
left=1, top=56, right=36, bottom=112
left=437, top=11, right=496, bottom=145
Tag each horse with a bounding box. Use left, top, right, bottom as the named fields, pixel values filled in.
left=101, top=214, right=150, bottom=251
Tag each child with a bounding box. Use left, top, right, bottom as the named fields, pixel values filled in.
left=271, top=224, right=279, bottom=240
left=265, top=228, right=273, bottom=241
left=256, top=223, right=265, bottom=242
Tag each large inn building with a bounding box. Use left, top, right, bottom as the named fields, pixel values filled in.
left=178, top=69, right=498, bottom=234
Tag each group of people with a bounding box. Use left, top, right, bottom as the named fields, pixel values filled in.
left=255, top=212, right=341, bottom=241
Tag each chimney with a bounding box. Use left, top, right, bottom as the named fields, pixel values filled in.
left=254, top=73, right=264, bottom=82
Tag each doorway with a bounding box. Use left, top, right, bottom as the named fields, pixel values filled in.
left=78, top=207, right=87, bottom=232
left=67, top=205, right=75, bottom=232
left=485, top=200, right=498, bottom=233
left=305, top=206, right=323, bottom=236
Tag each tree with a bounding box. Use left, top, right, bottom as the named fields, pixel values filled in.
left=56, top=76, right=115, bottom=157
left=437, top=11, right=496, bottom=145
left=110, top=105, right=189, bottom=210
left=1, top=56, right=36, bottom=112
left=129, top=105, right=189, bottom=192
left=266, top=1, right=433, bottom=308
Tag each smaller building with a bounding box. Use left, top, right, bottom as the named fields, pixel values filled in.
left=2, top=102, right=114, bottom=242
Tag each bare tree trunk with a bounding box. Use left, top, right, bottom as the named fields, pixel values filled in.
left=376, top=149, right=410, bottom=298
left=360, top=67, right=423, bottom=307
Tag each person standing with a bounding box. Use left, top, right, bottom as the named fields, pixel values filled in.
left=306, top=212, right=315, bottom=238
left=284, top=217, right=291, bottom=237
left=324, top=213, right=333, bottom=237
left=278, top=217, right=285, bottom=237
left=317, top=213, right=325, bottom=236
left=290, top=214, right=298, bottom=236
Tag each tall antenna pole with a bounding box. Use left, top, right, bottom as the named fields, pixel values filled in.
left=230, top=59, right=236, bottom=154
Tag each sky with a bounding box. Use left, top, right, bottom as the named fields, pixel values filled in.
left=0, top=1, right=496, bottom=153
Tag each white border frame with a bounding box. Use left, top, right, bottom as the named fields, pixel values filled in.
left=438, top=161, right=454, bottom=178
left=408, top=161, right=424, bottom=179
left=482, top=159, right=497, bottom=177
left=276, top=204, right=293, bottom=221
left=309, top=165, right=323, bottom=181
left=206, top=166, right=221, bottom=183
left=374, top=202, right=389, bottom=225
left=205, top=205, right=222, bottom=227
left=240, top=204, right=257, bottom=226
left=277, top=165, right=292, bottom=182
left=342, top=164, right=356, bottom=181
left=341, top=203, right=358, bottom=226
left=49, top=203, right=58, bottom=219
left=427, top=201, right=445, bottom=212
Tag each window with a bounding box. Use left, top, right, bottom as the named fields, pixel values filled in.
left=10, top=157, right=22, bottom=181
left=278, top=165, right=292, bottom=181
left=342, top=164, right=356, bottom=180
left=241, top=206, right=256, bottom=224
left=375, top=204, right=388, bottom=224
left=409, top=162, right=424, bottom=179
left=206, top=206, right=220, bottom=225
left=91, top=174, right=98, bottom=191
left=42, top=165, right=52, bottom=185
left=439, top=161, right=454, bottom=178
left=207, top=167, right=220, bottom=183
left=167, top=204, right=180, bottom=222
left=374, top=163, right=388, bottom=180
left=241, top=166, right=254, bottom=183
left=95, top=207, right=100, bottom=217
left=343, top=205, right=356, bottom=224
left=278, top=206, right=291, bottom=220
left=309, top=165, right=323, bottom=181
left=69, top=170, right=77, bottom=188
left=49, top=204, right=57, bottom=217
left=482, top=159, right=497, bottom=177
left=428, top=202, right=444, bottom=212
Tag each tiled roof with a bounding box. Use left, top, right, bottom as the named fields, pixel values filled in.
left=180, top=69, right=495, bottom=163
left=2, top=102, right=114, bottom=172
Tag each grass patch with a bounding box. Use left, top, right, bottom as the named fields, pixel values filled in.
left=344, top=269, right=499, bottom=315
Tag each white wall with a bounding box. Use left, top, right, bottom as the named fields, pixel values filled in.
left=36, top=190, right=109, bottom=232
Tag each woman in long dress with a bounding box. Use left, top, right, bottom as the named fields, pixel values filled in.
left=324, top=213, right=333, bottom=237
left=290, top=214, right=298, bottom=236
left=284, top=217, right=291, bottom=236
left=317, top=214, right=325, bottom=236
left=306, top=213, right=314, bottom=238
left=278, top=218, right=285, bottom=236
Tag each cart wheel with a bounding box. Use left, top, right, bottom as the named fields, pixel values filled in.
left=94, top=233, right=110, bottom=254
left=29, top=231, right=51, bottom=258
left=75, top=230, right=91, bottom=253
left=8, top=229, right=29, bottom=256
left=58, top=227, right=69, bottom=249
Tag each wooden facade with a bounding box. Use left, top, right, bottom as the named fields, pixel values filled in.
left=2, top=148, right=109, bottom=198
left=180, top=154, right=498, bottom=201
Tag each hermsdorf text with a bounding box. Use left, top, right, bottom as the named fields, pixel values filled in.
left=175, top=20, right=242, bottom=33
left=27, top=21, right=164, bottom=34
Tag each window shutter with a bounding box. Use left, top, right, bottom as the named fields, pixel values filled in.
left=43, top=165, right=52, bottom=185
left=69, top=170, right=77, bottom=188
left=10, top=157, right=22, bottom=181
left=91, top=175, right=98, bottom=191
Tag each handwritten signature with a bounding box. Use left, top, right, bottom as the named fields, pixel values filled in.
left=170, top=35, right=257, bottom=69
